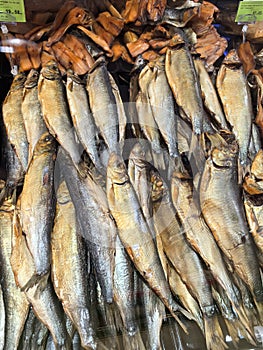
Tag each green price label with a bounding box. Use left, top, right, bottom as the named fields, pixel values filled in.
left=235, top=1, right=263, bottom=22
left=0, top=0, right=26, bottom=23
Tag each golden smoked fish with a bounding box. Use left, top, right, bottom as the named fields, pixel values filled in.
left=86, top=58, right=120, bottom=154
left=193, top=58, right=229, bottom=131
left=150, top=167, right=215, bottom=317
left=38, top=60, right=82, bottom=169
left=0, top=196, right=29, bottom=350
left=150, top=167, right=227, bottom=350
left=137, top=65, right=162, bottom=154
left=171, top=157, right=240, bottom=308
left=216, top=49, right=253, bottom=166
left=66, top=70, right=102, bottom=171
left=58, top=148, right=117, bottom=304
left=141, top=277, right=166, bottom=350
left=128, top=142, right=155, bottom=238
left=165, top=32, right=212, bottom=135
left=11, top=202, right=72, bottom=350
left=51, top=179, right=97, bottom=350
left=135, top=90, right=162, bottom=153
left=167, top=263, right=204, bottom=333
left=2, top=72, right=28, bottom=172
left=128, top=144, right=166, bottom=349
left=0, top=135, right=24, bottom=203
left=22, top=69, right=48, bottom=164
left=146, top=56, right=179, bottom=158
left=199, top=143, right=263, bottom=302
left=106, top=152, right=192, bottom=332
left=108, top=72, right=127, bottom=150
left=113, top=236, right=146, bottom=350
left=19, top=133, right=57, bottom=283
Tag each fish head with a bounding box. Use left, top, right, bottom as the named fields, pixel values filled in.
left=211, top=144, right=238, bottom=169
left=170, top=156, right=192, bottom=206
left=66, top=68, right=85, bottom=91
left=11, top=72, right=27, bottom=91
left=169, top=32, right=186, bottom=48
left=56, top=179, right=71, bottom=205
left=223, top=49, right=242, bottom=67
left=130, top=55, right=147, bottom=75
left=40, top=60, right=61, bottom=80
left=24, top=69, right=39, bottom=89
left=34, top=132, right=57, bottom=156
left=243, top=174, right=263, bottom=195
left=107, top=152, right=129, bottom=185
left=172, top=171, right=192, bottom=188
left=128, top=142, right=147, bottom=168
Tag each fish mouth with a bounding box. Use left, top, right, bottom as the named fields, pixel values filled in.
left=211, top=159, right=232, bottom=169
left=113, top=179, right=129, bottom=185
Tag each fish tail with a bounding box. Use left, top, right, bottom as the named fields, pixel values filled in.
left=0, top=185, right=16, bottom=206
left=204, top=315, right=228, bottom=350
left=254, top=299, right=263, bottom=324
left=122, top=329, right=146, bottom=350
left=21, top=272, right=49, bottom=293
left=223, top=318, right=240, bottom=349
left=167, top=301, right=195, bottom=334
left=231, top=304, right=257, bottom=345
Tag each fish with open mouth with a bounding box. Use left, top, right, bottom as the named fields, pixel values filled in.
left=22, top=69, right=48, bottom=165
left=58, top=147, right=117, bottom=304
left=86, top=57, right=120, bottom=155
left=19, top=132, right=57, bottom=287
left=165, top=30, right=213, bottom=135
left=51, top=179, right=98, bottom=350
left=199, top=141, right=263, bottom=303
left=106, top=151, right=193, bottom=333
left=66, top=69, right=102, bottom=171
left=2, top=72, right=28, bottom=173
left=216, top=49, right=253, bottom=166
left=38, top=60, right=83, bottom=171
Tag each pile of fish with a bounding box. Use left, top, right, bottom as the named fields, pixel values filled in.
left=1, top=0, right=263, bottom=350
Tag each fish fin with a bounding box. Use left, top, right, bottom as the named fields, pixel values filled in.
left=21, top=272, right=49, bottom=293
left=204, top=315, right=228, bottom=350
left=231, top=303, right=257, bottom=345
left=188, top=133, right=205, bottom=175
left=234, top=319, right=258, bottom=347
left=97, top=340, right=111, bottom=350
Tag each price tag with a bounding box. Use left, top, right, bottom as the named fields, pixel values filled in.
left=0, top=0, right=26, bottom=23
left=235, top=1, right=263, bottom=23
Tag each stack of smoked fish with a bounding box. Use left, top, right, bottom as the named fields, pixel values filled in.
left=0, top=0, right=263, bottom=349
